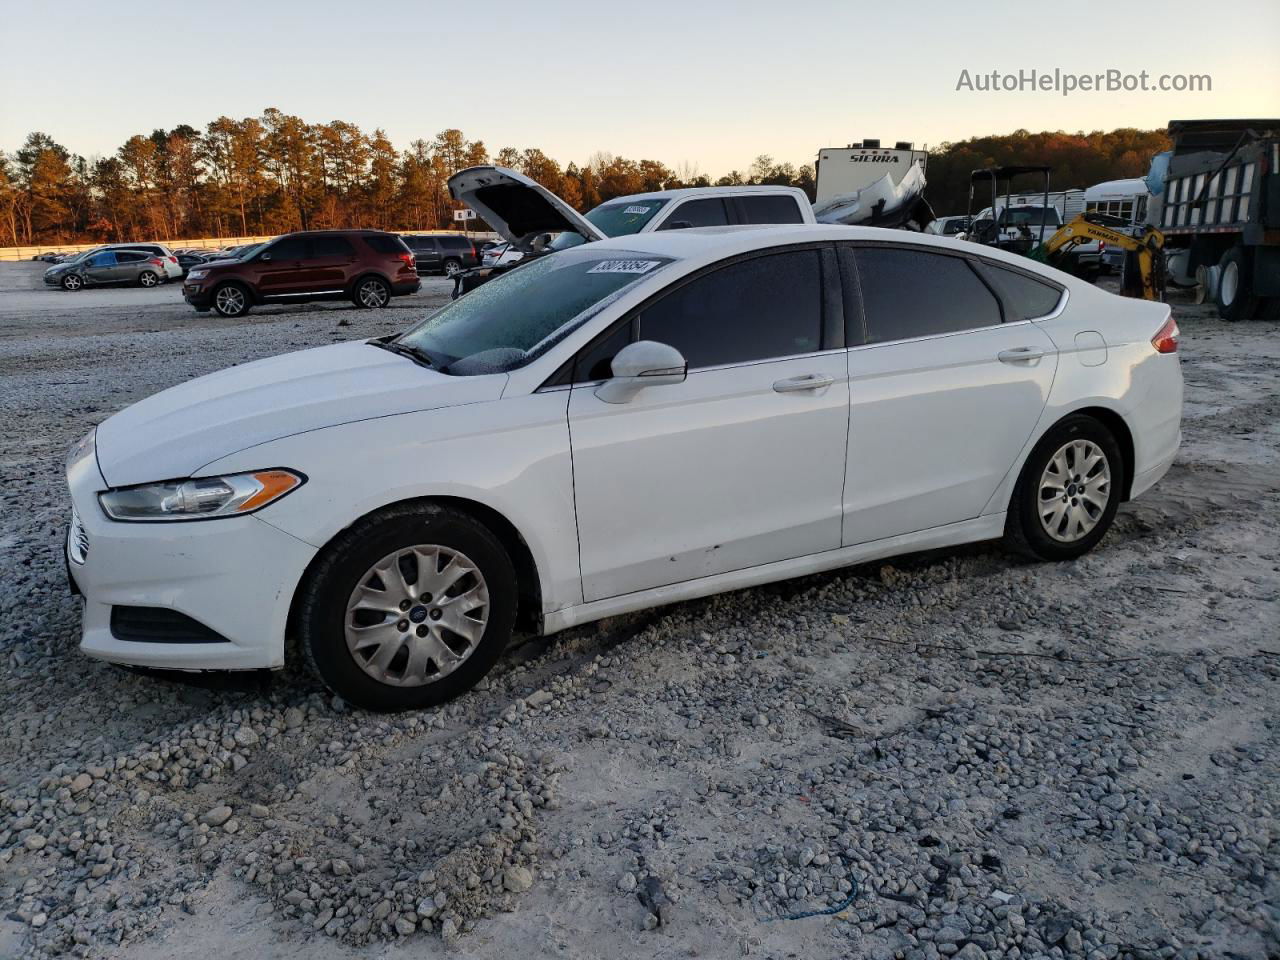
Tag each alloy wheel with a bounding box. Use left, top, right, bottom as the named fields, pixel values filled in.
left=444, top=261, right=462, bottom=277
left=344, top=545, right=489, bottom=687
left=140, top=272, right=158, bottom=287
left=63, top=275, right=82, bottom=290
left=1037, top=439, right=1111, bottom=542
left=358, top=279, right=389, bottom=307
left=215, top=285, right=246, bottom=315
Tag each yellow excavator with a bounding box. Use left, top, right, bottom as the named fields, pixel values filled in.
left=1030, top=212, right=1167, bottom=301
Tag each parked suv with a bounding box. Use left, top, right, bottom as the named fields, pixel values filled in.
left=183, top=230, right=420, bottom=317
left=400, top=234, right=480, bottom=275
left=43, top=249, right=169, bottom=290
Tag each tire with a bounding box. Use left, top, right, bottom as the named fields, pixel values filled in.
left=61, top=274, right=83, bottom=291
left=442, top=258, right=462, bottom=278
left=1004, top=414, right=1124, bottom=562
left=212, top=282, right=251, bottom=317
left=299, top=503, right=517, bottom=712
left=137, top=270, right=159, bottom=288
left=352, top=275, right=391, bottom=309
left=1215, top=246, right=1258, bottom=322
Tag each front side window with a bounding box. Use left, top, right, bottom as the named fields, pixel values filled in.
left=637, top=249, right=822, bottom=368
left=736, top=194, right=805, bottom=224
left=855, top=248, right=1001, bottom=342
left=265, top=236, right=308, bottom=260
left=396, top=249, right=675, bottom=375
left=89, top=252, right=117, bottom=267
left=658, top=197, right=729, bottom=230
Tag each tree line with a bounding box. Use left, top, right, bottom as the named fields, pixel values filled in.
left=0, top=108, right=1169, bottom=247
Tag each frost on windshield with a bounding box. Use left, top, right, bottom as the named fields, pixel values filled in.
left=398, top=252, right=673, bottom=374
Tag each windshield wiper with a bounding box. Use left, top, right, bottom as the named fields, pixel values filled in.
left=369, top=337, right=433, bottom=368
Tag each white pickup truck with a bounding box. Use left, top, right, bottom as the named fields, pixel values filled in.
left=447, top=166, right=815, bottom=294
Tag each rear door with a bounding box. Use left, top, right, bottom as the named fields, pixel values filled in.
left=413, top=237, right=442, bottom=272
left=839, top=244, right=1060, bottom=545
left=568, top=246, right=849, bottom=601
left=114, top=250, right=149, bottom=282
left=308, top=234, right=357, bottom=290
left=253, top=236, right=311, bottom=296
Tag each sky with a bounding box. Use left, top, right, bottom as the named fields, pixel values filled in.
left=2, top=0, right=1277, bottom=175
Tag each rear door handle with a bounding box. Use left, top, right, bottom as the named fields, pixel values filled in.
left=997, top=347, right=1046, bottom=364
left=773, top=374, right=835, bottom=393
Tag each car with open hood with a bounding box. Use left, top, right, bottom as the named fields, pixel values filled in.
left=66, top=224, right=1181, bottom=712
left=445, top=165, right=815, bottom=295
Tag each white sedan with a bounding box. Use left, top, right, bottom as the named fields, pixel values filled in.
left=65, top=225, right=1182, bottom=711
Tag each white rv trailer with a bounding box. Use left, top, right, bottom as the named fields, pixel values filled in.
left=815, top=140, right=928, bottom=206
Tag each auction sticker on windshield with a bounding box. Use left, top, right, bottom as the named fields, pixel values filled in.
left=587, top=259, right=662, bottom=275
left=623, top=205, right=652, bottom=215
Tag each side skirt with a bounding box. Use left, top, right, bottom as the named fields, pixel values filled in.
left=541, top=513, right=1007, bottom=634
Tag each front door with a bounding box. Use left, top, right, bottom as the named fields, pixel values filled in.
left=568, top=248, right=849, bottom=602
left=841, top=245, right=1059, bottom=545
left=252, top=235, right=310, bottom=297
left=82, top=251, right=117, bottom=284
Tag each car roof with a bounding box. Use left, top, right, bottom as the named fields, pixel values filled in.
left=597, top=185, right=807, bottom=204
left=580, top=223, right=1075, bottom=276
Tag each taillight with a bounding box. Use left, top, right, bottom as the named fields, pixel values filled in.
left=1098, top=240, right=1106, bottom=254
left=1152, top=314, right=1179, bottom=354
left=397, top=252, right=415, bottom=269
left=148, top=257, right=164, bottom=267
left=168, top=256, right=178, bottom=263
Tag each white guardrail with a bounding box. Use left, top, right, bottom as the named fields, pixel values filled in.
left=0, top=231, right=500, bottom=262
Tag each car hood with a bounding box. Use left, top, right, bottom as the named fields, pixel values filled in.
left=448, top=165, right=607, bottom=248
left=95, top=340, right=507, bottom=487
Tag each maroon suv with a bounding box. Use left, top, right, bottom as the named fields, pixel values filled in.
left=183, top=230, right=420, bottom=317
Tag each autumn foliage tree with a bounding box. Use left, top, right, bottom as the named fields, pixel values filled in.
left=1, top=114, right=1171, bottom=247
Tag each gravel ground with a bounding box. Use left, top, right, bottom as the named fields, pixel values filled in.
left=0, top=260, right=1277, bottom=960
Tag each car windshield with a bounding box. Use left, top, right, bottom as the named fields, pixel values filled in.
left=547, top=198, right=670, bottom=251
left=394, top=249, right=675, bottom=375
left=230, top=242, right=266, bottom=260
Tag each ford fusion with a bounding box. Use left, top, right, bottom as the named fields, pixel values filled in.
left=65, top=225, right=1182, bottom=711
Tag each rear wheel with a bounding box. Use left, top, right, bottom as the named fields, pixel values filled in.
left=61, top=274, right=83, bottom=291
left=442, top=257, right=462, bottom=277
left=212, top=282, right=251, bottom=317
left=1215, top=245, right=1258, bottom=321
left=1004, top=415, right=1124, bottom=562
left=352, top=276, right=391, bottom=308
left=300, top=503, right=517, bottom=711
left=138, top=270, right=159, bottom=288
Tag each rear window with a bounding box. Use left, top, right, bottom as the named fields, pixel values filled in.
left=364, top=234, right=411, bottom=255
left=975, top=261, right=1063, bottom=320
left=1000, top=207, right=1062, bottom=227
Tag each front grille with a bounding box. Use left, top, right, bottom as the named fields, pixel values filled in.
left=109, top=606, right=229, bottom=644
left=68, top=510, right=89, bottom=564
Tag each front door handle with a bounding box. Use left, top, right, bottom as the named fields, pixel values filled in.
left=773, top=374, right=835, bottom=393
left=997, top=347, right=1046, bottom=364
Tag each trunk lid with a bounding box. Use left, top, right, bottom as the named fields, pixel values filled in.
left=448, top=165, right=607, bottom=248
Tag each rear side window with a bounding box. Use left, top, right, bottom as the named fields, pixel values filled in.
left=855, top=247, right=1002, bottom=342
left=975, top=261, right=1062, bottom=320
left=440, top=236, right=471, bottom=250
left=116, top=251, right=146, bottom=263
left=637, top=250, right=822, bottom=367
left=736, top=194, right=804, bottom=224
left=313, top=235, right=356, bottom=257
left=364, top=234, right=411, bottom=255
left=658, top=198, right=729, bottom=230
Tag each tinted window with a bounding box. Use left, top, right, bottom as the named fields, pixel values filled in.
left=976, top=261, right=1062, bottom=320
left=574, top=321, right=633, bottom=382
left=737, top=194, right=804, bottom=224
left=637, top=250, right=821, bottom=368
left=266, top=237, right=308, bottom=260
left=404, top=236, right=437, bottom=253
left=363, top=234, right=409, bottom=255
left=89, top=252, right=116, bottom=266
left=312, top=235, right=355, bottom=257
left=658, top=198, right=729, bottom=230
left=440, top=236, right=471, bottom=250
left=855, top=248, right=1001, bottom=342
left=116, top=251, right=147, bottom=263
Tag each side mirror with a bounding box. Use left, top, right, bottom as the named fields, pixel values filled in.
left=595, top=340, right=687, bottom=404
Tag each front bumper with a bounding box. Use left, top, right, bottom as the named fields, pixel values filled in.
left=183, top=283, right=213, bottom=308
left=67, top=460, right=317, bottom=671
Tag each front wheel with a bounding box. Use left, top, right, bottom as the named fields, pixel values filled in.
left=299, top=503, right=517, bottom=711
left=61, top=274, right=83, bottom=291
left=1004, top=415, right=1124, bottom=562
left=352, top=276, right=390, bottom=308
left=212, top=283, right=251, bottom=317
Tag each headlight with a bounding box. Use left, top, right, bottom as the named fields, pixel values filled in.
left=186, top=268, right=208, bottom=280
left=98, top=469, right=304, bottom=522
